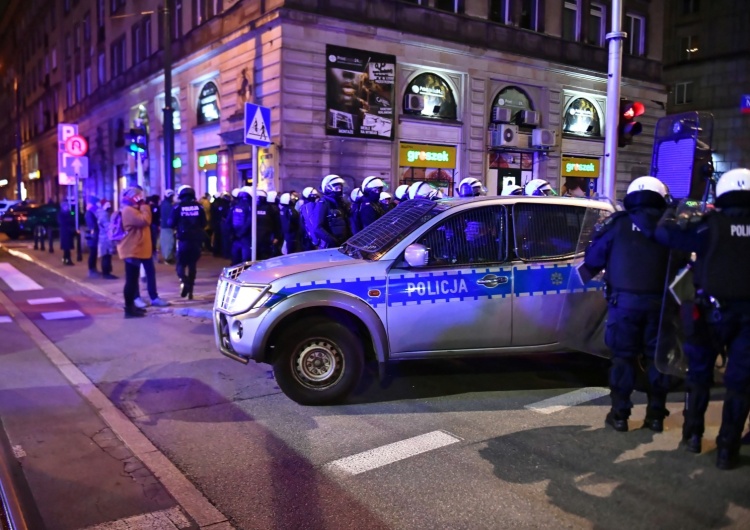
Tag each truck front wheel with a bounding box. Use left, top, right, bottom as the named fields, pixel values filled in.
left=273, top=318, right=364, bottom=405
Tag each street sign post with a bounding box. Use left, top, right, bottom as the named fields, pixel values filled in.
left=244, top=103, right=272, bottom=262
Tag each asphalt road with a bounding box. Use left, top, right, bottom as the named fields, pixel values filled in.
left=1, top=251, right=749, bottom=530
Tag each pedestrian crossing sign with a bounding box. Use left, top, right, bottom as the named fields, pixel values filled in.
left=244, top=103, right=272, bottom=147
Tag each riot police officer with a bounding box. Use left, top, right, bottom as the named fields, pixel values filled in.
left=210, top=191, right=230, bottom=257
left=299, top=187, right=320, bottom=250
left=265, top=191, right=283, bottom=257
left=358, top=176, right=386, bottom=230
left=457, top=177, right=487, bottom=198
left=228, top=186, right=253, bottom=264
left=656, top=168, right=750, bottom=469
left=379, top=192, right=393, bottom=211
left=313, top=174, right=351, bottom=248
left=254, top=190, right=280, bottom=260
left=393, top=184, right=410, bottom=205
left=349, top=187, right=364, bottom=235
left=584, top=176, right=681, bottom=434
left=408, top=181, right=444, bottom=200
left=279, top=192, right=301, bottom=254
left=524, top=179, right=556, bottom=196
left=169, top=185, right=207, bottom=299
left=501, top=184, right=523, bottom=196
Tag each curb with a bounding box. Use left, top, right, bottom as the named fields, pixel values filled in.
left=1, top=244, right=213, bottom=319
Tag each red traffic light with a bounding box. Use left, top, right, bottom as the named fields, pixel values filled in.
left=622, top=101, right=645, bottom=120
left=618, top=100, right=645, bottom=148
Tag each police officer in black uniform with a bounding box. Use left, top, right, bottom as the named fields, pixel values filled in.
left=210, top=191, right=230, bottom=257
left=358, top=176, right=386, bottom=230
left=169, top=185, right=207, bottom=299
left=656, top=168, right=750, bottom=469
left=313, top=174, right=351, bottom=248
left=227, top=186, right=253, bottom=265
left=584, top=176, right=682, bottom=434
left=349, top=187, right=364, bottom=235
left=254, top=190, right=280, bottom=260
left=299, top=187, right=320, bottom=250
left=457, top=177, right=487, bottom=198
left=279, top=192, right=301, bottom=254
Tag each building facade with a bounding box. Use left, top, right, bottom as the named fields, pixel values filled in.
left=0, top=0, right=666, bottom=206
left=663, top=0, right=750, bottom=177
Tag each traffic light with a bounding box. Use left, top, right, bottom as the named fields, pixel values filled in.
left=127, top=127, right=148, bottom=155
left=618, top=100, right=645, bottom=148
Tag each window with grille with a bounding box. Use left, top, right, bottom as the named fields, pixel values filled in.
left=417, top=206, right=507, bottom=267
left=513, top=203, right=587, bottom=260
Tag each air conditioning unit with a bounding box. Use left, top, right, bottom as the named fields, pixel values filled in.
left=491, top=107, right=512, bottom=124
left=531, top=128, right=556, bottom=148
left=490, top=124, right=519, bottom=147
left=405, top=94, right=425, bottom=112
left=516, top=110, right=540, bottom=126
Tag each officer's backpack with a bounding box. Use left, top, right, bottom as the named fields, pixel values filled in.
left=108, top=211, right=127, bottom=243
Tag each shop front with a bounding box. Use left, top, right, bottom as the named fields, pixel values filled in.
left=559, top=91, right=606, bottom=196
left=560, top=156, right=601, bottom=197
left=398, top=143, right=457, bottom=196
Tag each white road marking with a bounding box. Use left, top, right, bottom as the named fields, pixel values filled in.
left=81, top=507, right=192, bottom=530
left=0, top=262, right=43, bottom=291
left=524, top=387, right=610, bottom=414
left=0, top=316, right=11, bottom=323
left=27, top=297, right=65, bottom=305
left=41, top=310, right=85, bottom=320
left=11, top=445, right=26, bottom=458
left=324, top=430, right=462, bottom=476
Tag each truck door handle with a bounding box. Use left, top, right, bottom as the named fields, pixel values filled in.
left=477, top=274, right=508, bottom=288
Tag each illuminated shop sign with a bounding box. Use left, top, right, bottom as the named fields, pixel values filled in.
left=561, top=156, right=601, bottom=177
left=28, top=170, right=41, bottom=180
left=399, top=143, right=456, bottom=169
left=562, top=97, right=602, bottom=138
left=198, top=153, right=218, bottom=168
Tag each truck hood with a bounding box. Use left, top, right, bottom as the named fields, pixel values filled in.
left=234, top=249, right=364, bottom=284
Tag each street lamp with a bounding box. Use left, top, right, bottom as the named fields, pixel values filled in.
left=162, top=0, right=175, bottom=191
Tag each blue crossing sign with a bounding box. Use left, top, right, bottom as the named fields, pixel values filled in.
left=244, top=103, right=271, bottom=147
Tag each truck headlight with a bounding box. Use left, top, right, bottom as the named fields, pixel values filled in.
left=217, top=281, right=270, bottom=315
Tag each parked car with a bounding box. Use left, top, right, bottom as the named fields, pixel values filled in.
left=0, top=203, right=60, bottom=240
left=213, top=196, right=615, bottom=405
left=0, top=199, right=22, bottom=217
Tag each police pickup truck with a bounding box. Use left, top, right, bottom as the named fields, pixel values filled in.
left=214, top=196, right=613, bottom=405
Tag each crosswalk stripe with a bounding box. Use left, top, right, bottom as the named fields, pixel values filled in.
left=0, top=316, right=11, bottom=323
left=28, top=297, right=65, bottom=305
left=524, top=387, right=610, bottom=414
left=41, top=310, right=85, bottom=320
left=324, top=430, right=462, bottom=476
left=0, top=263, right=43, bottom=291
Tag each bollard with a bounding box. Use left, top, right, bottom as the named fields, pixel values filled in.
left=76, top=232, right=83, bottom=262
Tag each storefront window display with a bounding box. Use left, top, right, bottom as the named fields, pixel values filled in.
left=560, top=155, right=601, bottom=197
left=403, top=73, right=457, bottom=120
left=562, top=97, right=602, bottom=138
left=398, top=142, right=457, bottom=196
left=198, top=148, right=219, bottom=196
left=196, top=81, right=220, bottom=125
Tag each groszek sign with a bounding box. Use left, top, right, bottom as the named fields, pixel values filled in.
left=399, top=143, right=457, bottom=169
left=325, top=45, right=396, bottom=140
left=561, top=156, right=601, bottom=178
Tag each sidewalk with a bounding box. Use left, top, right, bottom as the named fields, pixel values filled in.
left=0, top=235, right=225, bottom=318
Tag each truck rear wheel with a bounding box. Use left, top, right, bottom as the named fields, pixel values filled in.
left=273, top=318, right=364, bottom=405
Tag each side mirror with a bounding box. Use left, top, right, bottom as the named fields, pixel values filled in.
left=404, top=243, right=429, bottom=267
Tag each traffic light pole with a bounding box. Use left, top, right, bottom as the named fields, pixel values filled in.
left=14, top=76, right=23, bottom=201
left=603, top=0, right=626, bottom=201
left=162, top=0, right=175, bottom=191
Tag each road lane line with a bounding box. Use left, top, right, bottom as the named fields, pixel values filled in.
left=27, top=297, right=65, bottom=305
left=0, top=288, right=231, bottom=529
left=0, top=263, right=43, bottom=291
left=324, top=430, right=462, bottom=476
left=81, top=506, right=192, bottom=530
left=0, top=316, right=11, bottom=323
left=524, top=387, right=610, bottom=414
left=41, top=310, right=85, bottom=320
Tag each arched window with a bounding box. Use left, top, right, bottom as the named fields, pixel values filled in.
left=562, top=97, right=602, bottom=137
left=490, top=86, right=537, bottom=128
left=403, top=73, right=457, bottom=120
left=197, top=81, right=220, bottom=125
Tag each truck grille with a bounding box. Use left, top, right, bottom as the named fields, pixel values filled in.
left=216, top=279, right=241, bottom=312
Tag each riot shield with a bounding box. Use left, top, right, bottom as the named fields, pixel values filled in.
left=654, top=199, right=705, bottom=377
left=556, top=206, right=612, bottom=358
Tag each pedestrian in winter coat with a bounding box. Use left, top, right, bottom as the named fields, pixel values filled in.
left=117, top=187, right=168, bottom=317
left=159, top=190, right=176, bottom=263
left=96, top=201, right=117, bottom=279
left=58, top=202, right=76, bottom=265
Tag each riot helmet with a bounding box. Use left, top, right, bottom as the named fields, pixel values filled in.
left=164, top=189, right=175, bottom=199
left=457, top=177, right=487, bottom=198
left=379, top=191, right=392, bottom=208
left=266, top=191, right=278, bottom=204
left=408, top=181, right=443, bottom=200
left=715, top=168, right=750, bottom=208
left=177, top=184, right=195, bottom=200
left=238, top=186, right=253, bottom=200
left=256, top=189, right=268, bottom=204
left=394, top=184, right=410, bottom=202
left=302, top=187, right=319, bottom=201
left=350, top=187, right=363, bottom=203
left=524, top=179, right=556, bottom=196
left=362, top=176, right=386, bottom=200
left=624, top=176, right=668, bottom=210
left=321, top=174, right=345, bottom=198
left=231, top=188, right=240, bottom=199
left=501, top=184, right=523, bottom=196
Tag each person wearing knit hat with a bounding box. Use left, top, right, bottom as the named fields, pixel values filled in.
left=85, top=195, right=101, bottom=278
left=117, top=187, right=169, bottom=317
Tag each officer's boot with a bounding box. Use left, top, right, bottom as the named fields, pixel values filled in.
left=606, top=392, right=630, bottom=432
left=643, top=398, right=670, bottom=433
left=180, top=276, right=189, bottom=298
left=715, top=391, right=750, bottom=470
left=682, top=385, right=710, bottom=454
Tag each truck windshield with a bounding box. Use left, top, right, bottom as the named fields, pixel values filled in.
left=340, top=199, right=448, bottom=260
